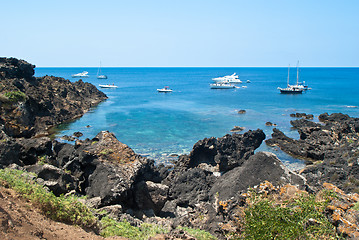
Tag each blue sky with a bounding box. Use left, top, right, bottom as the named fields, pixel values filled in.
left=2, top=0, right=358, bottom=67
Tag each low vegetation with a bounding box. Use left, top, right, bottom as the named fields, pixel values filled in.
left=4, top=91, right=27, bottom=102
left=0, top=168, right=97, bottom=228
left=240, top=190, right=340, bottom=239
left=100, top=216, right=168, bottom=239
left=178, top=226, right=217, bottom=240
left=0, top=168, right=216, bottom=239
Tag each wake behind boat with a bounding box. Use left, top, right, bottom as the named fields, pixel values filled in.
left=72, top=71, right=89, bottom=78
left=99, top=84, right=118, bottom=88
left=212, top=73, right=242, bottom=83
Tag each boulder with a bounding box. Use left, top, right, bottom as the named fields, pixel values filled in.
left=210, top=152, right=306, bottom=200
left=25, top=164, right=77, bottom=196
left=178, top=129, right=265, bottom=173
left=230, top=126, right=245, bottom=132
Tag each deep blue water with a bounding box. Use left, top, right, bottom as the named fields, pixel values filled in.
left=35, top=67, right=359, bottom=170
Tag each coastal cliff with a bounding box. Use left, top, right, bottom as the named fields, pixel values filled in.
left=1, top=58, right=359, bottom=239
left=0, top=57, right=107, bottom=137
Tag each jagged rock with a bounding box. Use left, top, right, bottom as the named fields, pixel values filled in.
left=267, top=113, right=359, bottom=193
left=230, top=126, right=245, bottom=132
left=0, top=57, right=35, bottom=80
left=265, top=122, right=276, bottom=126
left=97, top=205, right=124, bottom=220
left=25, top=164, right=77, bottom=196
left=167, top=168, right=216, bottom=208
left=0, top=131, right=22, bottom=168
left=134, top=181, right=169, bottom=215
left=16, top=137, right=52, bottom=165
left=290, top=112, right=314, bottom=119
left=73, top=132, right=83, bottom=138
left=0, top=57, right=107, bottom=137
left=175, top=129, right=265, bottom=173
left=210, top=152, right=307, bottom=200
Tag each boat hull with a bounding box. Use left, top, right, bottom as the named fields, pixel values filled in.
left=97, top=75, right=108, bottom=79
left=72, top=75, right=89, bottom=78
left=210, top=84, right=235, bottom=89
left=99, top=84, right=118, bottom=88
left=157, top=89, right=173, bottom=92
left=279, top=88, right=303, bottom=94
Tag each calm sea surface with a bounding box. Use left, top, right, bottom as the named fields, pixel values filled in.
left=35, top=67, right=359, bottom=170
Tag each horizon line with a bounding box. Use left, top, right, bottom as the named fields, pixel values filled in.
left=36, top=65, right=359, bottom=68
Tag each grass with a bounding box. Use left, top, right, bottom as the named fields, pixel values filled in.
left=241, top=191, right=340, bottom=240
left=4, top=91, right=27, bottom=102
left=100, top=216, right=168, bottom=239
left=177, top=226, right=217, bottom=240
left=0, top=168, right=218, bottom=239
left=0, top=168, right=97, bottom=229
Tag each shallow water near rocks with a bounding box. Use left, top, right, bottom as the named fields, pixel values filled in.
left=36, top=67, right=359, bottom=170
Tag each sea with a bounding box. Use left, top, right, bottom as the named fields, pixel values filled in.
left=34, top=67, right=359, bottom=170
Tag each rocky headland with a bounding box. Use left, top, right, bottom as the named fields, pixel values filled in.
left=1, top=58, right=359, bottom=239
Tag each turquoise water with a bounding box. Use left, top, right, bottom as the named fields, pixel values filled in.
left=35, top=67, right=359, bottom=170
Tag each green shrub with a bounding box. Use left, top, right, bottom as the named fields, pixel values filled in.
left=4, top=91, right=27, bottom=102
left=100, top=216, right=167, bottom=239
left=242, top=193, right=339, bottom=239
left=0, top=168, right=97, bottom=229
left=178, top=226, right=217, bottom=240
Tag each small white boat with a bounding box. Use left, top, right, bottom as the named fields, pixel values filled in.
left=72, top=71, right=89, bottom=78
left=157, top=86, right=173, bottom=92
left=246, top=80, right=251, bottom=83
left=210, top=82, right=235, bottom=89
left=212, top=73, right=242, bottom=83
left=99, top=84, right=118, bottom=88
left=97, top=61, right=108, bottom=79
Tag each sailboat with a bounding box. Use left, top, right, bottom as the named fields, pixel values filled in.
left=277, top=64, right=303, bottom=94
left=289, top=61, right=309, bottom=90
left=97, top=62, right=108, bottom=79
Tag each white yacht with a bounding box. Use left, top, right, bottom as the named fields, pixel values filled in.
left=212, top=73, right=242, bottom=83
left=72, top=71, right=89, bottom=78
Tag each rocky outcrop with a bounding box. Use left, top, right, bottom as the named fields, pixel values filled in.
left=290, top=112, right=314, bottom=119
left=210, top=152, right=307, bottom=200
left=171, top=129, right=265, bottom=174
left=266, top=113, right=359, bottom=192
left=0, top=57, right=107, bottom=137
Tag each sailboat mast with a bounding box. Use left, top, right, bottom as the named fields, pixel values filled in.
left=287, top=64, right=290, bottom=87
left=296, top=61, right=299, bottom=85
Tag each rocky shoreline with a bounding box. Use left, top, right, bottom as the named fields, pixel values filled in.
left=1, top=58, right=359, bottom=239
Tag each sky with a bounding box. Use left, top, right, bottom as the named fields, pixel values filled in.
left=1, top=0, right=359, bottom=67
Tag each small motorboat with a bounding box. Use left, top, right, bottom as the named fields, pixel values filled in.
left=210, top=82, right=235, bottom=89
left=72, top=71, right=89, bottom=78
left=99, top=84, right=118, bottom=88
left=157, top=86, right=173, bottom=92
